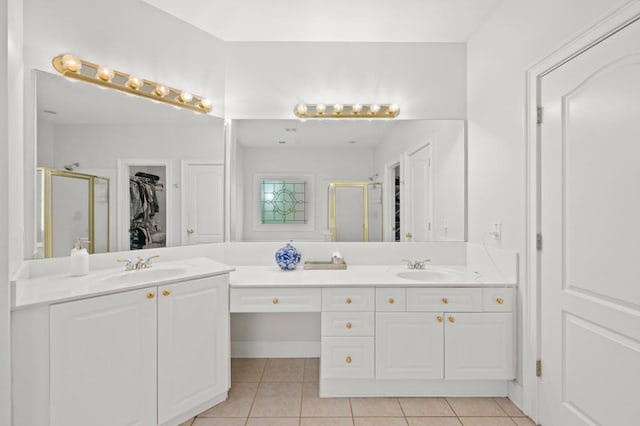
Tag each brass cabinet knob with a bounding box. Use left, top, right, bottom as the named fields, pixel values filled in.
left=346, top=322, right=352, bottom=329
left=405, top=232, right=413, bottom=239
left=272, top=298, right=279, bottom=304
left=146, top=292, right=155, bottom=299
left=346, top=297, right=352, bottom=304
left=448, top=316, right=456, bottom=323
left=187, top=229, right=194, bottom=234
left=442, top=297, right=449, bottom=304
left=162, top=289, right=171, bottom=297
left=437, top=316, right=443, bottom=323
left=345, top=356, right=352, bottom=364
left=496, top=297, right=504, bottom=304
left=388, top=297, right=395, bottom=304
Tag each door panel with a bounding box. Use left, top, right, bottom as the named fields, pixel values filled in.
left=50, top=288, right=157, bottom=426
left=376, top=312, right=444, bottom=379
left=184, top=163, right=224, bottom=244
left=404, top=145, right=432, bottom=241
left=540, top=18, right=640, bottom=426
left=157, top=276, right=229, bottom=424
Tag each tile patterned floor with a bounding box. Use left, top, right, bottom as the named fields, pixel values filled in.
left=180, top=358, right=536, bottom=426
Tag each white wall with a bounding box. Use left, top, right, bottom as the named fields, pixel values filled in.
left=238, top=146, right=374, bottom=241
left=374, top=120, right=466, bottom=241
left=1, top=0, right=23, bottom=421
left=467, top=0, right=631, bottom=389
left=225, top=42, right=466, bottom=119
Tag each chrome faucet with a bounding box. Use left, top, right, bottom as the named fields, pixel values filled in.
left=402, top=259, right=431, bottom=270
left=144, top=255, right=160, bottom=268
left=117, top=254, right=160, bottom=271
left=117, top=258, right=135, bottom=271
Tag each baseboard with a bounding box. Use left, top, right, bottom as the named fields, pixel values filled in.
left=231, top=340, right=320, bottom=358
left=508, top=380, right=524, bottom=410
left=320, top=379, right=509, bottom=398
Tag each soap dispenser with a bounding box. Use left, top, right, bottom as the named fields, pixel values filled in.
left=70, top=238, right=89, bottom=276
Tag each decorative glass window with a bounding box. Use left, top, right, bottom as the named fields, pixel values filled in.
left=261, top=179, right=307, bottom=224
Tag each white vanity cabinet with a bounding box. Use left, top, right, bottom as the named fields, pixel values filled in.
left=50, top=287, right=158, bottom=426
left=376, top=312, right=444, bottom=379
left=48, top=275, right=229, bottom=426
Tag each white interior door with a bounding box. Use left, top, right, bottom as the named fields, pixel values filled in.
left=404, top=144, right=432, bottom=241
left=183, top=162, right=224, bottom=244
left=540, top=18, right=640, bottom=426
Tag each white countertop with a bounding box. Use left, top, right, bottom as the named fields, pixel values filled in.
left=230, top=264, right=516, bottom=288
left=12, top=257, right=234, bottom=310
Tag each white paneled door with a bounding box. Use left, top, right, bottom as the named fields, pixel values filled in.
left=540, top=18, right=640, bottom=426
left=404, top=144, right=432, bottom=241
left=183, top=162, right=224, bottom=244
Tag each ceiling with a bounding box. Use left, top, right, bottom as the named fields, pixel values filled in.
left=235, top=119, right=401, bottom=148
left=142, top=0, right=503, bottom=43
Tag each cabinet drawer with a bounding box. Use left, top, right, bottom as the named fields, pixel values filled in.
left=406, top=288, right=482, bottom=312
left=322, top=288, right=374, bottom=311
left=321, top=337, right=374, bottom=379
left=322, top=312, right=374, bottom=337
left=230, top=288, right=321, bottom=312
left=482, top=288, right=514, bottom=312
left=376, top=288, right=406, bottom=311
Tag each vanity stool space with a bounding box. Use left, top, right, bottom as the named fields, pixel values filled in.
left=230, top=275, right=516, bottom=398
left=11, top=258, right=232, bottom=426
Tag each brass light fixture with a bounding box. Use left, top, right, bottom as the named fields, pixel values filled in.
left=294, top=103, right=400, bottom=118
left=52, top=53, right=213, bottom=114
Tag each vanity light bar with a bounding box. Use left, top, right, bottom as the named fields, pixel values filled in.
left=294, top=103, right=400, bottom=118
left=52, top=53, right=213, bottom=114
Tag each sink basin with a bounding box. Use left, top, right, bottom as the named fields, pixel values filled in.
left=99, top=266, right=190, bottom=286
left=397, top=269, right=460, bottom=282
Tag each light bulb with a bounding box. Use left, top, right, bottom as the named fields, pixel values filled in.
left=96, top=66, right=114, bottom=82
left=155, top=84, right=169, bottom=97
left=352, top=104, right=363, bottom=114
left=126, top=76, right=143, bottom=90
left=295, top=104, right=308, bottom=116
left=333, top=104, right=344, bottom=115
left=178, top=92, right=193, bottom=103
left=369, top=104, right=381, bottom=114
left=199, top=98, right=212, bottom=111
left=60, top=54, right=82, bottom=72
left=316, top=104, right=326, bottom=115
left=388, top=104, right=400, bottom=115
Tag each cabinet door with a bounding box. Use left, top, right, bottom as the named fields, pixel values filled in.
left=376, top=312, right=444, bottom=379
left=50, top=288, right=157, bottom=426
left=444, top=313, right=514, bottom=380
left=158, top=276, right=229, bottom=424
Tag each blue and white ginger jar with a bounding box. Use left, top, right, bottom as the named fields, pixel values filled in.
left=275, top=243, right=301, bottom=270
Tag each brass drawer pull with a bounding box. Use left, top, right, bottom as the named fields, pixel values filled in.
left=146, top=292, right=155, bottom=299
left=496, top=297, right=504, bottom=304
left=345, top=356, right=352, bottom=364
left=442, top=297, right=449, bottom=304
left=346, top=322, right=352, bottom=329
left=346, top=297, right=352, bottom=304
left=437, top=316, right=443, bottom=323
left=448, top=316, right=456, bottom=323
left=272, top=298, right=279, bottom=304
left=388, top=297, right=395, bottom=304
left=162, top=289, right=171, bottom=297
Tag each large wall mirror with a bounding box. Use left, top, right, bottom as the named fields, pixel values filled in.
left=229, top=119, right=466, bottom=242
left=30, top=70, right=225, bottom=259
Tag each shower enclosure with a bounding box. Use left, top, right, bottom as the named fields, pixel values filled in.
left=328, top=182, right=383, bottom=242
left=36, top=168, right=110, bottom=258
